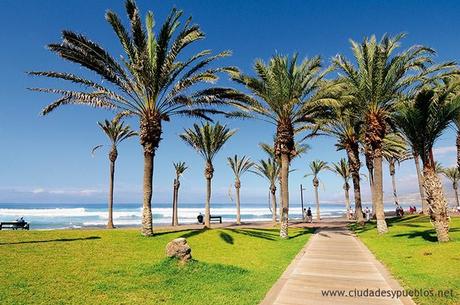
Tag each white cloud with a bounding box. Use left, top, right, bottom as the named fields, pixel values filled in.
left=433, top=146, right=457, bottom=155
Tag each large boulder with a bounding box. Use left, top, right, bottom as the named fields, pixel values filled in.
left=165, top=238, right=192, bottom=262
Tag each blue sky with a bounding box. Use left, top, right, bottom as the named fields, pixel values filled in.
left=0, top=0, right=459, bottom=206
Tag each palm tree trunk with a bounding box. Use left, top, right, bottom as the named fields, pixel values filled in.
left=453, top=184, right=459, bottom=208
left=456, top=130, right=460, bottom=171
left=414, top=153, right=428, bottom=213
left=270, top=185, right=277, bottom=225
left=141, top=150, right=154, bottom=236
left=391, top=172, right=399, bottom=206
left=374, top=150, right=388, bottom=234
left=278, top=177, right=282, bottom=225
left=204, top=162, right=214, bottom=229
left=365, top=152, right=376, bottom=218
left=235, top=183, right=241, bottom=225
left=389, top=160, right=399, bottom=206
left=314, top=183, right=320, bottom=221
left=347, top=145, right=364, bottom=224
left=139, top=117, right=161, bottom=237
left=423, top=164, right=450, bottom=242
left=171, top=179, right=179, bottom=226
left=174, top=182, right=180, bottom=226
left=344, top=183, right=350, bottom=212
left=279, top=153, right=290, bottom=239
left=107, top=158, right=115, bottom=229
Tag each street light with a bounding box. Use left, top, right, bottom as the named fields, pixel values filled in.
left=300, top=184, right=307, bottom=219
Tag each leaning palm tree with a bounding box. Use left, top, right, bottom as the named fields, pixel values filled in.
left=251, top=158, right=280, bottom=225
left=441, top=167, right=460, bottom=208
left=306, top=160, right=328, bottom=221
left=171, top=162, right=188, bottom=226
left=393, top=89, right=460, bottom=242
left=328, top=158, right=351, bottom=212
left=382, top=133, right=410, bottom=206
left=29, top=1, right=247, bottom=236
left=92, top=117, right=137, bottom=228
left=334, top=33, right=453, bottom=234
left=228, top=54, right=331, bottom=238
left=180, top=122, right=236, bottom=228
left=227, top=155, right=254, bottom=224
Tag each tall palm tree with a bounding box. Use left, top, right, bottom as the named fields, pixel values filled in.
left=228, top=54, right=331, bottom=238
left=441, top=167, right=460, bottom=208
left=334, top=33, right=451, bottom=234
left=29, top=1, right=246, bottom=236
left=180, top=122, right=236, bottom=228
left=328, top=158, right=351, bottom=212
left=227, top=155, right=254, bottom=224
left=315, top=104, right=365, bottom=224
left=382, top=133, right=410, bottom=206
left=306, top=160, right=328, bottom=220
left=251, top=158, right=280, bottom=225
left=393, top=89, right=460, bottom=242
left=172, top=162, right=188, bottom=226
left=92, top=117, right=137, bottom=228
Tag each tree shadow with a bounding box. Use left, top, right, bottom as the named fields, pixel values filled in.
left=229, top=229, right=277, bottom=241
left=219, top=231, right=234, bottom=245
left=180, top=229, right=207, bottom=239
left=393, top=228, right=460, bottom=243
left=290, top=228, right=315, bottom=239
left=0, top=236, right=101, bottom=245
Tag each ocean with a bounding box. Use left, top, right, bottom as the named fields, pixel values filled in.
left=0, top=202, right=354, bottom=230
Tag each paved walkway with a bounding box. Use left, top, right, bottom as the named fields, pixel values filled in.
left=261, top=225, right=416, bottom=305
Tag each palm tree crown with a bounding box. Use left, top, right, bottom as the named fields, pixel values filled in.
left=227, top=155, right=254, bottom=181
left=180, top=122, right=236, bottom=165
left=251, top=158, right=280, bottom=186
left=173, top=161, right=188, bottom=179
left=307, top=160, right=328, bottom=178
left=93, top=118, right=137, bottom=155
left=328, top=158, right=350, bottom=184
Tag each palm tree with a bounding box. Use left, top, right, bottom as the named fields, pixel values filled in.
left=441, top=167, right=460, bottom=208
left=180, top=122, right=236, bottom=228
left=382, top=133, right=410, bottom=206
left=228, top=54, right=330, bottom=238
left=92, top=117, right=137, bottom=228
left=334, top=34, right=451, bottom=234
left=172, top=162, right=188, bottom=226
left=306, top=160, right=328, bottom=220
left=227, top=155, right=254, bottom=224
left=259, top=141, right=308, bottom=223
left=29, top=1, right=246, bottom=236
left=251, top=158, right=280, bottom=225
left=328, top=158, right=351, bottom=212
left=315, top=104, right=365, bottom=224
left=393, top=89, right=460, bottom=242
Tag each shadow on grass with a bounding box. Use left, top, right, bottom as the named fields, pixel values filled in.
left=219, top=231, right=234, bottom=244
left=0, top=236, right=101, bottom=245
left=180, top=229, right=208, bottom=239
left=229, top=229, right=277, bottom=240
left=393, top=228, right=460, bottom=243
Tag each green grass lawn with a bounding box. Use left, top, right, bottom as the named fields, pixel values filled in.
left=351, top=216, right=460, bottom=305
left=0, top=226, right=311, bottom=305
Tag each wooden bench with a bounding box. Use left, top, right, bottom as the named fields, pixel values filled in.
left=210, top=216, right=222, bottom=223
left=197, top=215, right=222, bottom=224
left=0, top=221, right=30, bottom=230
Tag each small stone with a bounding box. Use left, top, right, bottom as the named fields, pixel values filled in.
left=165, top=238, right=192, bottom=262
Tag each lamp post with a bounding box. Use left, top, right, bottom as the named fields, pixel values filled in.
left=300, top=184, right=306, bottom=220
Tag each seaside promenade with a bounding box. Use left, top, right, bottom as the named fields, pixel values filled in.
left=260, top=223, right=416, bottom=305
